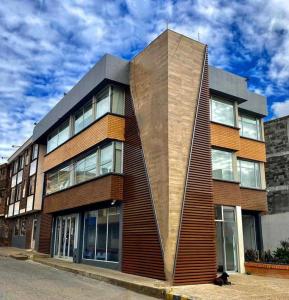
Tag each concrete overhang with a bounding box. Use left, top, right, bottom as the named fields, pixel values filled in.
left=209, top=66, right=267, bottom=117
left=32, top=54, right=129, bottom=142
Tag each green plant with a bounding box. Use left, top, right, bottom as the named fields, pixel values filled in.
left=273, top=239, right=289, bottom=264
left=245, top=249, right=258, bottom=262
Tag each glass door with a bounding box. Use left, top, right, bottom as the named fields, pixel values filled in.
left=54, top=214, right=78, bottom=260
left=215, top=206, right=238, bottom=272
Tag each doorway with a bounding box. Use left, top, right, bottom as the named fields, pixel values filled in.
left=215, top=206, right=238, bottom=272
left=31, top=218, right=37, bottom=249
left=54, top=214, right=78, bottom=260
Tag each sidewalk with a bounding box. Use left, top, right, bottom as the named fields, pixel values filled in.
left=1, top=247, right=289, bottom=299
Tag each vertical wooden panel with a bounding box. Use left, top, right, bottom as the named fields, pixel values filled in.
left=38, top=213, right=53, bottom=254
left=122, top=89, right=165, bottom=280
left=174, top=49, right=216, bottom=285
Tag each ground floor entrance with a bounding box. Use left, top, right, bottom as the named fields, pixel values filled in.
left=215, top=206, right=238, bottom=272
left=215, top=205, right=262, bottom=274
left=53, top=214, right=78, bottom=261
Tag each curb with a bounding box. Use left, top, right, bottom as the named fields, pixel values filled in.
left=165, top=292, right=199, bottom=300
left=32, top=257, right=166, bottom=299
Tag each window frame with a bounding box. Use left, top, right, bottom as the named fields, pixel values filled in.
left=211, top=96, right=236, bottom=127
left=238, top=159, right=262, bottom=189
left=45, top=141, right=123, bottom=195
left=239, top=113, right=262, bottom=141
left=212, top=148, right=236, bottom=182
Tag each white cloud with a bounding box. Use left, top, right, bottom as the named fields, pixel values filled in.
left=1, top=0, right=289, bottom=162
left=271, top=99, right=289, bottom=118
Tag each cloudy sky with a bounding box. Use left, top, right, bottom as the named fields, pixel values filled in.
left=0, top=0, right=289, bottom=161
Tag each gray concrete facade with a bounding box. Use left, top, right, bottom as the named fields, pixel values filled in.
left=209, top=66, right=267, bottom=116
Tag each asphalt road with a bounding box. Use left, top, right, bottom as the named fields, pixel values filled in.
left=0, top=256, right=157, bottom=300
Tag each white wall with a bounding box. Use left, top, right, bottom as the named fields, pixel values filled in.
left=262, top=212, right=289, bottom=251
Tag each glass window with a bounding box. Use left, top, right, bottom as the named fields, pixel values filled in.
left=11, top=175, right=17, bottom=188
left=58, top=166, right=70, bottom=190
left=29, top=160, right=37, bottom=176
left=212, top=149, right=234, bottom=181
left=100, top=144, right=113, bottom=175
left=238, top=160, right=261, bottom=188
left=20, top=218, right=26, bottom=236
left=16, top=184, right=22, bottom=201
left=13, top=160, right=18, bottom=174
left=83, top=211, right=97, bottom=260
left=96, top=88, right=110, bottom=119
left=47, top=120, right=70, bottom=153
left=107, top=207, right=120, bottom=262
left=114, top=142, right=122, bottom=173
left=28, top=175, right=36, bottom=195
left=32, top=144, right=39, bottom=160
left=22, top=180, right=26, bottom=198
left=25, top=150, right=30, bottom=165
left=14, top=219, right=20, bottom=236
left=74, top=101, right=93, bottom=134
left=211, top=97, right=235, bottom=127
left=19, top=155, right=24, bottom=170
left=17, top=170, right=23, bottom=184
left=96, top=209, right=107, bottom=260
left=75, top=152, right=97, bottom=184
left=10, top=187, right=16, bottom=204
left=46, top=171, right=58, bottom=194
left=239, top=115, right=261, bottom=140
left=111, top=86, right=125, bottom=115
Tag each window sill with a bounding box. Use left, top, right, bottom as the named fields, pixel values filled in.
left=213, top=178, right=240, bottom=184
left=240, top=186, right=266, bottom=192
left=45, top=112, right=125, bottom=157
left=211, top=121, right=240, bottom=130
left=239, top=136, right=265, bottom=143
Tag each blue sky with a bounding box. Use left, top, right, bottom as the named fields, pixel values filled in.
left=0, top=0, right=289, bottom=161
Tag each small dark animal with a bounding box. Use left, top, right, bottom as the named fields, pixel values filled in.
left=214, top=272, right=231, bottom=286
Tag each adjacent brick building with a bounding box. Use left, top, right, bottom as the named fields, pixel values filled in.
left=1, top=30, right=268, bottom=285
left=0, top=163, right=9, bottom=246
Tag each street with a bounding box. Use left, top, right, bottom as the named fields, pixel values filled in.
left=0, top=257, right=157, bottom=300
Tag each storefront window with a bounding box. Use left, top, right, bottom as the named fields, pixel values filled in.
left=83, top=212, right=97, bottom=260
left=82, top=207, right=120, bottom=263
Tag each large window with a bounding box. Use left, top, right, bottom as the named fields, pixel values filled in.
left=83, top=207, right=120, bottom=262
left=75, top=152, right=97, bottom=184
left=74, top=101, right=93, bottom=134
left=45, top=142, right=123, bottom=195
left=239, top=114, right=261, bottom=140
left=47, top=119, right=70, bottom=153
left=46, top=85, right=125, bottom=154
left=238, top=159, right=261, bottom=188
left=212, top=149, right=234, bottom=181
left=211, top=97, right=235, bottom=127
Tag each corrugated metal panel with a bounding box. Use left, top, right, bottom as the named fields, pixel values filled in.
left=122, top=89, right=165, bottom=280
left=174, top=48, right=216, bottom=285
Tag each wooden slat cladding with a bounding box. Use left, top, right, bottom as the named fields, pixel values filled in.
left=211, top=123, right=240, bottom=151
left=237, top=138, right=266, bottom=162
left=38, top=213, right=53, bottom=254
left=213, top=180, right=267, bottom=212
left=174, top=49, right=216, bottom=285
left=122, top=89, right=165, bottom=280
left=43, top=175, right=123, bottom=214
left=43, top=115, right=125, bottom=172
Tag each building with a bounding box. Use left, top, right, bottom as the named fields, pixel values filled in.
left=2, top=30, right=267, bottom=285
left=4, top=138, right=48, bottom=250
left=0, top=163, right=9, bottom=246
left=262, top=116, right=289, bottom=250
